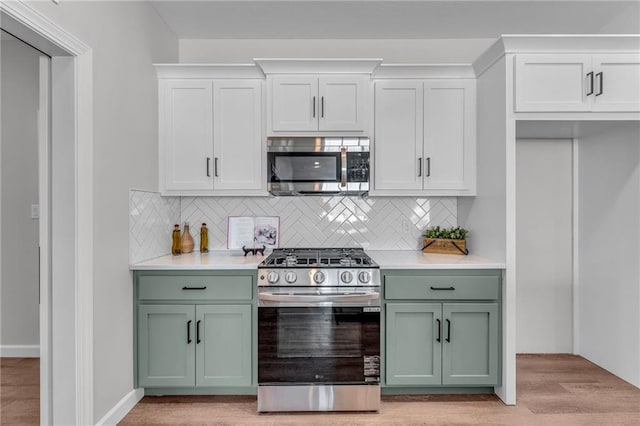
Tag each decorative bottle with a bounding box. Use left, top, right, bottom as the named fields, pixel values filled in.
left=200, top=223, right=209, bottom=253
left=181, top=222, right=194, bottom=253
left=171, top=224, right=182, bottom=255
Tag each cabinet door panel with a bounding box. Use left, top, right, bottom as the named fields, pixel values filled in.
left=424, top=80, right=475, bottom=191
left=515, top=54, right=591, bottom=112
left=374, top=81, right=423, bottom=191
left=271, top=75, right=318, bottom=131
left=442, top=303, right=498, bottom=385
left=138, top=305, right=195, bottom=387
left=213, top=80, right=263, bottom=190
left=319, top=76, right=367, bottom=131
left=161, top=80, right=213, bottom=191
left=386, top=303, right=442, bottom=385
left=592, top=54, right=640, bottom=112
left=196, top=305, right=252, bottom=387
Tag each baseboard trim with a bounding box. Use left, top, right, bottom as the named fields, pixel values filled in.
left=95, top=388, right=144, bottom=426
left=0, top=345, right=40, bottom=357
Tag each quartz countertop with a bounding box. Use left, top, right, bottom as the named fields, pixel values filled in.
left=130, top=251, right=267, bottom=270
left=130, top=250, right=504, bottom=270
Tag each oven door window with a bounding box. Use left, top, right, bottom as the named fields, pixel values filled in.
left=269, top=153, right=339, bottom=182
left=258, top=307, right=380, bottom=384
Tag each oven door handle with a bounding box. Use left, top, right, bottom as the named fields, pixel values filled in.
left=340, top=147, right=347, bottom=188
left=258, top=291, right=380, bottom=305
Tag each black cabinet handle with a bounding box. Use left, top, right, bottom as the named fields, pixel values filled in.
left=596, top=72, right=604, bottom=96
left=426, top=157, right=431, bottom=177
left=312, top=96, right=316, bottom=117
left=586, top=72, right=594, bottom=96
left=206, top=157, right=211, bottom=177
left=196, top=320, right=201, bottom=344
left=187, top=320, right=192, bottom=344
left=418, top=158, right=422, bottom=177
left=321, top=96, right=325, bottom=118
left=214, top=157, right=219, bottom=177
left=430, top=286, right=455, bottom=291
left=182, top=286, right=207, bottom=290
left=436, top=319, right=441, bottom=342
left=446, top=319, right=451, bottom=343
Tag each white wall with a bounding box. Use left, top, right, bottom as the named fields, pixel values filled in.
left=515, top=139, right=573, bottom=354
left=179, top=38, right=495, bottom=64
left=0, top=39, right=41, bottom=354
left=577, top=121, right=640, bottom=388
left=598, top=1, right=640, bottom=34
left=27, top=1, right=179, bottom=421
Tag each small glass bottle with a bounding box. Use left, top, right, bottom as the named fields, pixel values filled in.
left=171, top=224, right=182, bottom=255
left=181, top=222, right=194, bottom=253
left=200, top=223, right=209, bottom=253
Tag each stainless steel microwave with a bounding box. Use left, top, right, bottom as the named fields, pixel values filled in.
left=267, top=137, right=370, bottom=196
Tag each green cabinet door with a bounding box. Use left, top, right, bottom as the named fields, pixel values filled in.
left=138, top=305, right=196, bottom=387
left=386, top=303, right=442, bottom=385
left=196, top=304, right=252, bottom=387
left=442, top=302, right=499, bottom=385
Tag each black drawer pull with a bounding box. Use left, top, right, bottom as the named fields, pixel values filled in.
left=430, top=286, right=455, bottom=291
left=196, top=320, right=202, bottom=344
left=187, top=320, right=192, bottom=344
left=436, top=318, right=441, bottom=342
left=182, top=286, right=207, bottom=290
left=446, top=319, right=451, bottom=343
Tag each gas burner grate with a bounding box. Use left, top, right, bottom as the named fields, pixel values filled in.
left=261, top=247, right=377, bottom=269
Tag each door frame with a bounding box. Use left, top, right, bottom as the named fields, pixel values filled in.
left=1, top=1, right=94, bottom=424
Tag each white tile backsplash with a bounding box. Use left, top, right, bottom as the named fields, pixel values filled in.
left=129, top=190, right=180, bottom=264
left=130, top=192, right=457, bottom=262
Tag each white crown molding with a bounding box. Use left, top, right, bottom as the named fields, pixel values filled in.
left=474, top=35, right=640, bottom=77
left=254, top=58, right=383, bottom=74
left=372, top=64, right=476, bottom=79
left=154, top=64, right=265, bottom=79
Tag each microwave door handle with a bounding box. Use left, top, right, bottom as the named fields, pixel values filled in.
left=258, top=292, right=380, bottom=304
left=340, top=148, right=347, bottom=187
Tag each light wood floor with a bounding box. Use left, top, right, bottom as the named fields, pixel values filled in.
left=2, top=355, right=639, bottom=425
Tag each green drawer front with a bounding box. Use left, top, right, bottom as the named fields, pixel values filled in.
left=385, top=275, right=499, bottom=300
left=138, top=275, right=253, bottom=301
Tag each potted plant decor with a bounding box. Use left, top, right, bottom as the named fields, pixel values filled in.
left=422, top=226, right=469, bottom=255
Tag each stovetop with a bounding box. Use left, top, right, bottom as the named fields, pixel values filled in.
left=259, top=247, right=378, bottom=269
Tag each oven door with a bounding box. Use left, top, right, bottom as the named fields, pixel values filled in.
left=258, top=306, right=380, bottom=385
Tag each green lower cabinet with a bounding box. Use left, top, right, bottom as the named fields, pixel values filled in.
left=386, top=303, right=442, bottom=385
left=196, top=305, right=252, bottom=387
left=137, top=303, right=252, bottom=388
left=386, top=302, right=499, bottom=387
left=138, top=305, right=196, bottom=387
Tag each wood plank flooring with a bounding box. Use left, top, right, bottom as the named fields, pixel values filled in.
left=2, top=355, right=639, bottom=425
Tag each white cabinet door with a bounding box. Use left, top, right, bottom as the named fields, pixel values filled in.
left=424, top=80, right=475, bottom=192
left=592, top=54, right=640, bottom=112
left=271, top=75, right=318, bottom=131
left=515, top=54, right=592, bottom=112
left=213, top=80, right=263, bottom=191
left=374, top=81, right=423, bottom=191
left=318, top=75, right=368, bottom=131
left=161, top=80, right=214, bottom=192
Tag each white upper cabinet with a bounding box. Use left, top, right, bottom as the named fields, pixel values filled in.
left=373, top=79, right=476, bottom=196
left=158, top=71, right=265, bottom=196
left=269, top=74, right=369, bottom=133
left=160, top=80, right=214, bottom=192
left=515, top=53, right=640, bottom=112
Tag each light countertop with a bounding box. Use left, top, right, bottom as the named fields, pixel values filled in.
left=130, top=250, right=504, bottom=270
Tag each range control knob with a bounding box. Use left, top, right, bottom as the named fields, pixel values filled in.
left=340, top=271, right=353, bottom=283
left=358, top=271, right=371, bottom=284
left=285, top=271, right=297, bottom=283
left=266, top=271, right=280, bottom=284
left=313, top=271, right=326, bottom=284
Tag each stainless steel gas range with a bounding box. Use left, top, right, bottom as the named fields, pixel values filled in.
left=257, top=248, right=381, bottom=413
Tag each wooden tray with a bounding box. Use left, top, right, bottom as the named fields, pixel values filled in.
left=422, top=238, right=468, bottom=255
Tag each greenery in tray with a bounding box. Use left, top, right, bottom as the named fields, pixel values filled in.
left=423, top=226, right=469, bottom=240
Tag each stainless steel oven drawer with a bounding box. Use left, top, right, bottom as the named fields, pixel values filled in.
left=385, top=275, right=500, bottom=300
left=138, top=275, right=253, bottom=301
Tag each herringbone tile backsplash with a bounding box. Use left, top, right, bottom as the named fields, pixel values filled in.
left=130, top=190, right=457, bottom=262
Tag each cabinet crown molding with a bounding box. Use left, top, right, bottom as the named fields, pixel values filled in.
left=474, top=35, right=640, bottom=77
left=254, top=58, right=382, bottom=74
left=372, top=64, right=476, bottom=79
left=154, top=64, right=265, bottom=79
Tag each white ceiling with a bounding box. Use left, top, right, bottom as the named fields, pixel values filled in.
left=150, top=0, right=640, bottom=39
